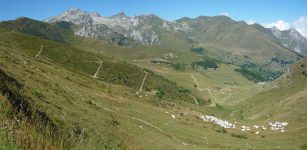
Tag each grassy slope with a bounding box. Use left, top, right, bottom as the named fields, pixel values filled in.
left=232, top=58, right=307, bottom=147
left=132, top=59, right=265, bottom=106
left=178, top=16, right=300, bottom=66
left=1, top=22, right=307, bottom=149
left=0, top=34, right=242, bottom=149
left=2, top=39, right=307, bottom=149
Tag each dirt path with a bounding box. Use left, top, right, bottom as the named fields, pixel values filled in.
left=35, top=46, right=44, bottom=58
left=139, top=71, right=148, bottom=92
left=191, top=74, right=218, bottom=100
left=187, top=93, right=199, bottom=105
left=205, top=88, right=212, bottom=95
left=92, top=101, right=186, bottom=144
left=92, top=60, right=102, bottom=78
left=190, top=74, right=204, bottom=91
left=221, top=93, right=233, bottom=101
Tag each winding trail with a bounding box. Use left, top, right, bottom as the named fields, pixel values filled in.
left=35, top=46, right=44, bottom=58
left=139, top=71, right=148, bottom=92
left=187, top=93, right=199, bottom=105
left=91, top=101, right=186, bottom=144
left=92, top=60, right=102, bottom=78
left=190, top=74, right=204, bottom=91
left=191, top=74, right=217, bottom=100
left=205, top=88, right=212, bottom=95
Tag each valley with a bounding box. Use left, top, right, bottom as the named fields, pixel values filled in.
left=0, top=7, right=307, bottom=150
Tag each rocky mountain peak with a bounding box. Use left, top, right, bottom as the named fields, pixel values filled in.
left=90, top=11, right=101, bottom=17
left=110, top=12, right=128, bottom=18
left=268, top=26, right=307, bottom=54
left=45, top=8, right=192, bottom=45
left=65, top=8, right=83, bottom=15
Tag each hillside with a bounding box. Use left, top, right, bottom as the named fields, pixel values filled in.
left=1, top=17, right=307, bottom=149
left=45, top=9, right=306, bottom=81
left=232, top=58, right=307, bottom=147
left=235, top=57, right=307, bottom=121
left=252, top=23, right=307, bottom=55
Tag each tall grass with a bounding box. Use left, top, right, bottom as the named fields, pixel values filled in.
left=0, top=97, right=77, bottom=150
left=0, top=67, right=78, bottom=149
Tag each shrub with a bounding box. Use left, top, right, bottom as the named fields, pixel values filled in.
left=145, top=86, right=152, bottom=92
left=301, top=144, right=307, bottom=150
left=191, top=47, right=205, bottom=54
left=192, top=60, right=218, bottom=70
left=178, top=87, right=191, bottom=93
left=171, top=63, right=186, bottom=71
left=156, top=90, right=165, bottom=99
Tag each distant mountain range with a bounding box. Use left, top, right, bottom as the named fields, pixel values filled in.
left=1, top=8, right=306, bottom=81
left=46, top=8, right=307, bottom=55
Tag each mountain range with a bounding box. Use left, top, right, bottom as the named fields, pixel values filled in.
left=43, top=8, right=307, bottom=81
left=46, top=8, right=307, bottom=55
left=1, top=8, right=307, bottom=149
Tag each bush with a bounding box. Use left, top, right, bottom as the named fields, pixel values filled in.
left=191, top=47, right=205, bottom=54
left=271, top=57, right=292, bottom=66
left=178, top=87, right=191, bottom=93
left=145, top=86, right=152, bottom=92
left=171, top=63, right=186, bottom=71
left=156, top=90, right=165, bottom=99
left=192, top=60, right=218, bottom=70
left=301, top=144, right=307, bottom=150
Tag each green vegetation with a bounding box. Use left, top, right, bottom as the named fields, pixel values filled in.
left=170, top=63, right=186, bottom=71
left=150, top=60, right=186, bottom=71
left=178, top=87, right=191, bottom=93
left=271, top=57, right=293, bottom=66
left=192, top=60, right=218, bottom=70
left=0, top=17, right=306, bottom=149
left=234, top=67, right=266, bottom=82
left=0, top=17, right=66, bottom=43
left=234, top=63, right=283, bottom=82
left=191, top=47, right=205, bottom=54
left=156, top=90, right=165, bottom=99
left=301, top=144, right=307, bottom=150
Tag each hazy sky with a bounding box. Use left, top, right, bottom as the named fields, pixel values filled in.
left=1, top=0, right=307, bottom=36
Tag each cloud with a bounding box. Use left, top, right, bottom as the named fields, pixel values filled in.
left=293, top=16, right=307, bottom=37
left=220, top=12, right=229, bottom=17
left=246, top=20, right=255, bottom=25
left=263, top=20, right=290, bottom=31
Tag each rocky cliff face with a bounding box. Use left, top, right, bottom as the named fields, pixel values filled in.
left=271, top=27, right=307, bottom=55
left=45, top=8, right=189, bottom=45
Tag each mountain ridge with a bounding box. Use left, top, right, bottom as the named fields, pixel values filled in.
left=45, top=8, right=307, bottom=57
